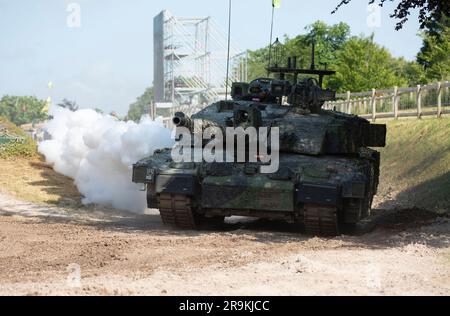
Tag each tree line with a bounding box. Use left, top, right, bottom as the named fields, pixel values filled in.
left=0, top=97, right=114, bottom=126
left=0, top=96, right=48, bottom=126
left=247, top=16, right=449, bottom=93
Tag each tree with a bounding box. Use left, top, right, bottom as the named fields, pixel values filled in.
left=57, top=99, right=78, bottom=111
left=332, top=0, right=450, bottom=30
left=391, top=57, right=427, bottom=86
left=127, top=86, right=154, bottom=122
left=0, top=95, right=48, bottom=126
left=247, top=20, right=435, bottom=92
left=417, top=15, right=450, bottom=81
left=327, top=35, right=407, bottom=92
left=295, top=21, right=351, bottom=87
left=247, top=21, right=351, bottom=81
left=303, top=21, right=351, bottom=67
left=246, top=47, right=271, bottom=81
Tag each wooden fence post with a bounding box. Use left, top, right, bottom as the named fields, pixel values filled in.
left=437, top=81, right=442, bottom=118
left=346, top=91, right=351, bottom=114
left=393, top=86, right=399, bottom=119
left=371, top=88, right=376, bottom=122
left=416, top=85, right=422, bottom=119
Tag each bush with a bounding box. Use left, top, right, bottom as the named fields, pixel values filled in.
left=0, top=116, right=37, bottom=159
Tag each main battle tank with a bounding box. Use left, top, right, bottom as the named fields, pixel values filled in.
left=132, top=52, right=386, bottom=236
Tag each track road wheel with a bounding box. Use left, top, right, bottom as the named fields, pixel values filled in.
left=303, top=204, right=339, bottom=236
left=158, top=193, right=224, bottom=230
left=158, top=193, right=197, bottom=229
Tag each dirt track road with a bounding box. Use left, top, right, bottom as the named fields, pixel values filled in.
left=0, top=192, right=449, bottom=295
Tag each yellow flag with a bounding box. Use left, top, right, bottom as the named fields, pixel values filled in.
left=273, top=0, right=281, bottom=8
left=41, top=105, right=49, bottom=114
left=41, top=97, right=51, bottom=114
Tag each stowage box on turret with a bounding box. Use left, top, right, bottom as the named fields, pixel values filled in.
left=132, top=47, right=386, bottom=236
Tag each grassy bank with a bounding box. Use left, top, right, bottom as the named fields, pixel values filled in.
left=377, top=117, right=450, bottom=211
left=0, top=116, right=81, bottom=205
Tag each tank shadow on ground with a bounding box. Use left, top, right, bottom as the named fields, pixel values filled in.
left=96, top=210, right=450, bottom=249
left=377, top=172, right=450, bottom=211
left=5, top=202, right=448, bottom=249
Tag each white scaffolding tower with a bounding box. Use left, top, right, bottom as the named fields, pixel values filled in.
left=154, top=10, right=248, bottom=113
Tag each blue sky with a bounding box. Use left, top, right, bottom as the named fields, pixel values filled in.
left=0, top=0, right=422, bottom=115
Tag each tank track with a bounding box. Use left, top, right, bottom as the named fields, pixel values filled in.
left=303, top=204, right=339, bottom=236
left=159, top=194, right=340, bottom=236
left=158, top=193, right=197, bottom=229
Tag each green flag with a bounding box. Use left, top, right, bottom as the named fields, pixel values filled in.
left=272, top=0, right=281, bottom=9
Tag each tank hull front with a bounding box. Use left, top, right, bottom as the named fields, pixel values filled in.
left=132, top=149, right=380, bottom=235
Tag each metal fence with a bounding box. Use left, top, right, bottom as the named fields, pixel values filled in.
left=324, top=81, right=450, bottom=121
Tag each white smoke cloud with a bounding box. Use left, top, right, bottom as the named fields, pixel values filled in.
left=38, top=107, right=174, bottom=212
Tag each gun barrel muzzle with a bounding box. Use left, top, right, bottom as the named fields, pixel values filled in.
left=172, top=112, right=192, bottom=129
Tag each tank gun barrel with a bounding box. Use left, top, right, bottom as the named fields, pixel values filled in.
left=172, top=112, right=193, bottom=130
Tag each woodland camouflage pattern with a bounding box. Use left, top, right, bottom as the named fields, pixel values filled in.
left=133, top=55, right=386, bottom=236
